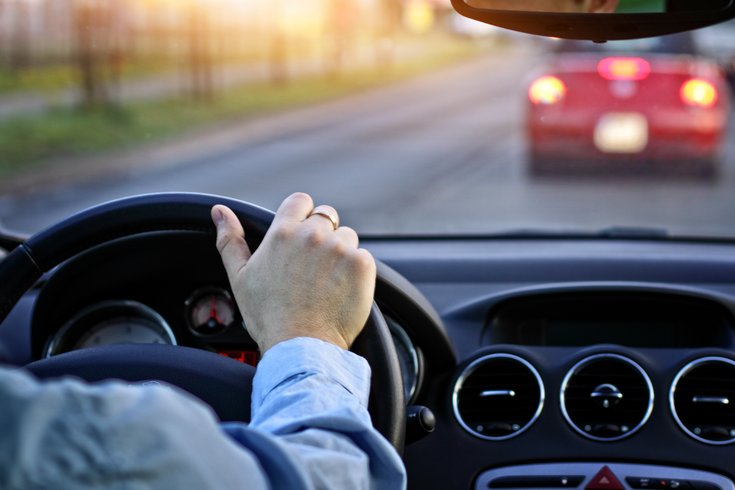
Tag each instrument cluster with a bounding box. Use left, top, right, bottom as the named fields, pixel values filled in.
left=44, top=286, right=248, bottom=359
left=42, top=286, right=423, bottom=404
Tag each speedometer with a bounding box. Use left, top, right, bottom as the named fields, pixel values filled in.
left=44, top=301, right=176, bottom=357
left=75, top=317, right=173, bottom=349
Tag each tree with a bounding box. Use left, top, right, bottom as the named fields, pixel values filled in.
left=9, top=0, right=32, bottom=73
left=325, top=0, right=359, bottom=77
left=185, top=2, right=215, bottom=100
left=73, top=0, right=111, bottom=107
left=268, top=0, right=288, bottom=85
left=374, top=0, right=405, bottom=67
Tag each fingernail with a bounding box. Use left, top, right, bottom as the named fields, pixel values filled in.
left=213, top=207, right=226, bottom=227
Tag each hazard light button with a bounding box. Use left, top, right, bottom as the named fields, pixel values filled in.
left=586, top=466, right=625, bottom=490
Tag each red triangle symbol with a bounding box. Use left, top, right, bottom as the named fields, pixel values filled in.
left=586, top=466, right=624, bottom=490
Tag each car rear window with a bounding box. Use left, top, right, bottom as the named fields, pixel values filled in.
left=555, top=33, right=698, bottom=55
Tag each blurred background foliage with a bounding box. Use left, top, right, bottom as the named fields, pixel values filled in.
left=0, top=0, right=471, bottom=102
left=0, top=0, right=490, bottom=168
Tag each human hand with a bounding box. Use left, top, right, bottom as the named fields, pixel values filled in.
left=211, top=193, right=376, bottom=353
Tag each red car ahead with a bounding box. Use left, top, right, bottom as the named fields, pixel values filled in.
left=526, top=33, right=730, bottom=176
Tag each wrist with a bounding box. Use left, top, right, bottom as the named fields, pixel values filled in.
left=260, top=332, right=349, bottom=354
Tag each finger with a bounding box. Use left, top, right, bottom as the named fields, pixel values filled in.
left=212, top=205, right=252, bottom=277
left=306, top=204, right=340, bottom=231
left=272, top=192, right=314, bottom=227
left=334, top=226, right=359, bottom=249
left=356, top=248, right=377, bottom=276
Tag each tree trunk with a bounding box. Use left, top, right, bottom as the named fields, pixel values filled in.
left=74, top=1, right=116, bottom=109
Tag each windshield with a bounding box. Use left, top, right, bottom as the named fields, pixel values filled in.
left=555, top=32, right=698, bottom=55
left=0, top=1, right=733, bottom=238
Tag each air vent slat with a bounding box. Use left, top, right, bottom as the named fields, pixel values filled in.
left=561, top=354, right=653, bottom=441
left=453, top=353, right=544, bottom=441
left=671, top=357, right=735, bottom=445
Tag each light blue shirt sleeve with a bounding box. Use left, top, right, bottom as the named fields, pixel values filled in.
left=0, top=338, right=407, bottom=490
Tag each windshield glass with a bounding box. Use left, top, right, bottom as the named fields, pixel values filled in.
left=0, top=1, right=733, bottom=238
left=556, top=33, right=698, bottom=55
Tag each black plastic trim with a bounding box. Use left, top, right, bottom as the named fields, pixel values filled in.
left=450, top=0, right=735, bottom=42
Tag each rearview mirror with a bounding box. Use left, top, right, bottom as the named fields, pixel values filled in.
left=451, top=0, right=735, bottom=41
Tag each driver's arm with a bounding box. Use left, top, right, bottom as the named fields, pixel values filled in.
left=0, top=193, right=407, bottom=490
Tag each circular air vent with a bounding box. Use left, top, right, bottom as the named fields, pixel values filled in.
left=453, top=353, right=544, bottom=441
left=561, top=353, right=653, bottom=441
left=670, top=357, right=735, bottom=445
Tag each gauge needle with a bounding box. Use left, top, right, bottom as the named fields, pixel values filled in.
left=210, top=297, right=222, bottom=323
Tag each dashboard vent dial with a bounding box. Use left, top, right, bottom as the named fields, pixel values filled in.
left=561, top=353, right=653, bottom=441
left=453, top=353, right=544, bottom=440
left=670, top=357, right=735, bottom=445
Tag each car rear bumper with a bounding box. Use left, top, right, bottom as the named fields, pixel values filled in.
left=528, top=109, right=728, bottom=162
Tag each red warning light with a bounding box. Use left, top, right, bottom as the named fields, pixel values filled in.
left=218, top=350, right=259, bottom=366
left=586, top=466, right=624, bottom=490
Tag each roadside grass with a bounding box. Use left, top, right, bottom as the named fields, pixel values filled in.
left=0, top=65, right=77, bottom=94
left=0, top=59, right=179, bottom=94
left=0, top=36, right=485, bottom=175
left=0, top=34, right=394, bottom=94
left=0, top=53, right=308, bottom=95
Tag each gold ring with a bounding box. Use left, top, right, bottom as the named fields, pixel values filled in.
left=309, top=210, right=339, bottom=231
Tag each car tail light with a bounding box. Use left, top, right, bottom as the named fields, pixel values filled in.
left=597, top=57, right=651, bottom=81
left=529, top=76, right=566, bottom=105
left=680, top=78, right=718, bottom=108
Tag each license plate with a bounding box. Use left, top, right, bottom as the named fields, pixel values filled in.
left=594, top=113, right=648, bottom=154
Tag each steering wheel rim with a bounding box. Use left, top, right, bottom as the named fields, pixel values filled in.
left=0, top=193, right=406, bottom=450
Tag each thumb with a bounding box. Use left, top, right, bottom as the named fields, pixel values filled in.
left=212, top=205, right=252, bottom=278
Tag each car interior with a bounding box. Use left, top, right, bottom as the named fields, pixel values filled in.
left=2, top=2, right=735, bottom=490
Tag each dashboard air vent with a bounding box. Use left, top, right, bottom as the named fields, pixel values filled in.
left=453, top=353, right=544, bottom=440
left=561, top=353, right=653, bottom=441
left=671, top=357, right=735, bottom=445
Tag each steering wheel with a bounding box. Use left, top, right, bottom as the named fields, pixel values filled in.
left=0, top=193, right=405, bottom=450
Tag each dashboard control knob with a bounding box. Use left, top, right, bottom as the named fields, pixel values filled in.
left=406, top=405, right=436, bottom=444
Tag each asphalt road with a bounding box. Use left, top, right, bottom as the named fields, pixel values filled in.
left=2, top=42, right=735, bottom=238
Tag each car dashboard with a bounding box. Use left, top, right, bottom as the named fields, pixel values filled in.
left=2, top=233, right=735, bottom=490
